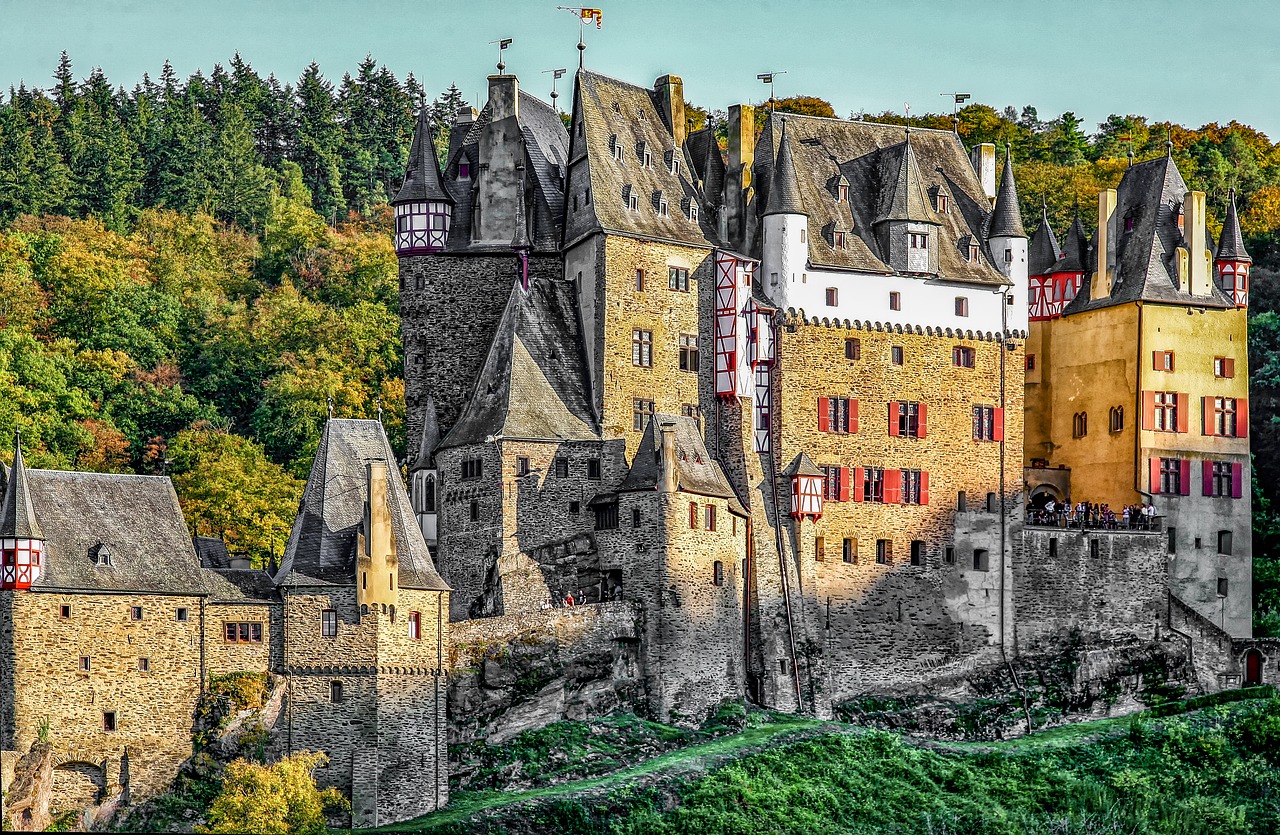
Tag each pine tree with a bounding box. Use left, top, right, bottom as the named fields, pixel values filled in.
left=294, top=64, right=345, bottom=221
left=66, top=70, right=142, bottom=229
left=207, top=104, right=272, bottom=232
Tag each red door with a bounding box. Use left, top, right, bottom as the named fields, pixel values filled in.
left=1244, top=649, right=1263, bottom=687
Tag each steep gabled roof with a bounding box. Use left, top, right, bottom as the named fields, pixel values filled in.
left=439, top=280, right=598, bottom=449
left=1, top=433, right=42, bottom=540
left=687, top=127, right=726, bottom=208
left=763, top=121, right=806, bottom=217
left=618, top=415, right=742, bottom=509
left=988, top=148, right=1026, bottom=238
left=563, top=70, right=717, bottom=248
left=874, top=132, right=940, bottom=226
left=276, top=419, right=448, bottom=590
left=1028, top=203, right=1062, bottom=277
left=394, top=108, right=453, bottom=205
left=1217, top=188, right=1251, bottom=262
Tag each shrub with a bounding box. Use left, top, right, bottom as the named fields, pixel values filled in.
left=197, top=751, right=347, bottom=835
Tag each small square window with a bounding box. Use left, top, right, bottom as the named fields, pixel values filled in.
left=80, top=656, right=91, bottom=672
left=955, top=297, right=969, bottom=317
left=138, top=657, right=150, bottom=672
left=876, top=539, right=892, bottom=565
left=130, top=606, right=143, bottom=621
left=330, top=681, right=344, bottom=703
left=944, top=546, right=956, bottom=565
left=972, top=549, right=990, bottom=571
left=517, top=457, right=531, bottom=477
left=891, top=346, right=904, bottom=366
left=321, top=609, right=337, bottom=638
left=668, top=267, right=690, bottom=292
left=176, top=607, right=189, bottom=622
left=587, top=459, right=602, bottom=480
left=910, top=540, right=925, bottom=566
left=889, top=291, right=901, bottom=311
left=842, top=537, right=857, bottom=564
left=825, top=287, right=838, bottom=306
left=845, top=338, right=861, bottom=360
left=1026, top=354, right=1036, bottom=372
left=60, top=604, right=71, bottom=619
left=1218, top=530, right=1233, bottom=556
left=952, top=346, right=976, bottom=368
left=103, top=711, right=117, bottom=732
left=555, top=457, right=569, bottom=478
left=1217, top=577, right=1229, bottom=597
left=569, top=501, right=581, bottom=514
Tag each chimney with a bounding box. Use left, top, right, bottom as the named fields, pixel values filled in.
left=655, top=75, right=686, bottom=147
left=659, top=423, right=679, bottom=494
left=1092, top=188, right=1118, bottom=300
left=358, top=461, right=398, bottom=607
left=455, top=106, right=478, bottom=127
left=970, top=143, right=996, bottom=200
left=487, top=75, right=519, bottom=122
left=726, top=104, right=756, bottom=249
left=1182, top=191, right=1212, bottom=296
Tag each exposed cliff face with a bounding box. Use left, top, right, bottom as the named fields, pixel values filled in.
left=4, top=740, right=54, bottom=831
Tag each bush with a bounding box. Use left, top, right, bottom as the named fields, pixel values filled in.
left=197, top=751, right=347, bottom=835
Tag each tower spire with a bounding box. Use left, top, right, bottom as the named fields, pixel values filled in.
left=763, top=120, right=805, bottom=217
left=989, top=144, right=1026, bottom=238
left=1, top=430, right=42, bottom=540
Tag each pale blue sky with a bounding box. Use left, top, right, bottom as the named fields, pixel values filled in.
left=4, top=0, right=1278, bottom=139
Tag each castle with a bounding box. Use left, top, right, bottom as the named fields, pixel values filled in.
left=1, top=65, right=1274, bottom=830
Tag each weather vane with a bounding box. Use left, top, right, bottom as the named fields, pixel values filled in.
left=490, top=38, right=512, bottom=74
left=941, top=92, right=970, bottom=134
left=544, top=67, right=567, bottom=110
left=757, top=71, right=785, bottom=113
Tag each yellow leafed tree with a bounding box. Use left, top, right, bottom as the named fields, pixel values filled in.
left=198, top=751, right=348, bottom=835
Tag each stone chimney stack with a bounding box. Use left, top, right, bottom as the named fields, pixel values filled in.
left=655, top=75, right=686, bottom=148
left=726, top=104, right=756, bottom=251
left=1092, top=188, right=1119, bottom=301
left=1182, top=191, right=1213, bottom=296
left=476, top=75, right=524, bottom=245
left=455, top=106, right=478, bottom=127
left=659, top=423, right=679, bottom=494
left=357, top=461, right=398, bottom=609
left=970, top=143, right=996, bottom=200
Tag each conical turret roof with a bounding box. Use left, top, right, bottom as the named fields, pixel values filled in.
left=875, top=131, right=941, bottom=226
left=1, top=431, right=43, bottom=539
left=1028, top=202, right=1062, bottom=277
left=411, top=396, right=441, bottom=472
left=1057, top=206, right=1090, bottom=273
left=511, top=178, right=531, bottom=250
left=1216, top=188, right=1251, bottom=263
left=702, top=135, right=726, bottom=208
left=988, top=147, right=1026, bottom=238
left=393, top=108, right=454, bottom=205
left=763, top=120, right=806, bottom=217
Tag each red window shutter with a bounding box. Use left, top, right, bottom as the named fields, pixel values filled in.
left=852, top=467, right=865, bottom=502
left=1176, top=393, right=1189, bottom=433
left=838, top=467, right=850, bottom=502
left=920, top=471, right=930, bottom=506
left=1179, top=459, right=1191, bottom=496
left=1238, top=399, right=1249, bottom=438
left=817, top=397, right=830, bottom=432
left=884, top=469, right=902, bottom=504
left=1202, top=397, right=1213, bottom=436
left=888, top=402, right=900, bottom=436
left=1152, top=350, right=1161, bottom=371
left=1225, top=358, right=1235, bottom=378
left=1232, top=462, right=1244, bottom=498
left=850, top=399, right=860, bottom=433
left=1202, top=460, right=1214, bottom=496
left=1149, top=457, right=1161, bottom=493
left=690, top=501, right=698, bottom=528
left=993, top=408, right=1005, bottom=442
left=918, top=403, right=928, bottom=438
left=1142, top=391, right=1156, bottom=430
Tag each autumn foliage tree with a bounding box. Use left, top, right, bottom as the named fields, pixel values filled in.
left=197, top=752, right=348, bottom=835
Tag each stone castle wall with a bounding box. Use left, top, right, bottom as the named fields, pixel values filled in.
left=205, top=601, right=275, bottom=676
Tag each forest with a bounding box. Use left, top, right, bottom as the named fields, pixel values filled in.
left=0, top=54, right=1277, bottom=631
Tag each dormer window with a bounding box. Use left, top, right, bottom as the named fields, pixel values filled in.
left=937, top=194, right=949, bottom=214
left=909, top=233, right=928, bottom=249
left=655, top=191, right=669, bottom=217
left=666, top=149, right=680, bottom=175
left=458, top=161, right=471, bottom=179
left=639, top=142, right=652, bottom=169
left=967, top=242, right=980, bottom=262
left=686, top=200, right=698, bottom=223
left=623, top=184, right=639, bottom=213
left=833, top=231, right=847, bottom=250
left=836, top=179, right=849, bottom=203
left=610, top=134, right=623, bottom=162
left=1124, top=211, right=1136, bottom=233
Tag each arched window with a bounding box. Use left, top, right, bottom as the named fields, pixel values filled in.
left=1109, top=406, right=1124, bottom=433
left=713, top=561, right=724, bottom=587
left=1073, top=412, right=1088, bottom=438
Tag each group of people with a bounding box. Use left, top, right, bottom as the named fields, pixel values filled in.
left=540, top=585, right=625, bottom=610
left=1027, top=498, right=1159, bottom=531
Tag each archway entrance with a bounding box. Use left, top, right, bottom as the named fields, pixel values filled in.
left=51, top=761, right=103, bottom=811
left=1244, top=648, right=1264, bottom=687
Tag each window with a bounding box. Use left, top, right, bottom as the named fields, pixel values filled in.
left=864, top=468, right=885, bottom=503
left=584, top=188, right=591, bottom=204
left=973, top=405, right=996, bottom=441
left=1214, top=357, right=1236, bottom=378
left=1004, top=249, right=1013, bottom=265
left=60, top=604, right=71, bottom=619
left=612, top=138, right=624, bottom=162
left=642, top=147, right=653, bottom=169
left=138, top=657, right=150, bottom=672
left=876, top=539, right=893, bottom=565
left=1026, top=354, right=1036, bottom=372
left=517, top=457, right=531, bottom=477
left=953, top=346, right=975, bottom=368
left=1072, top=411, right=1088, bottom=438
left=845, top=338, right=861, bottom=360
left=1124, top=213, right=1135, bottom=233
left=713, top=560, right=724, bottom=586
left=130, top=606, right=143, bottom=621
left=1090, top=539, right=1100, bottom=559
left=80, top=656, right=91, bottom=672
left=625, top=186, right=639, bottom=212
left=820, top=465, right=848, bottom=500
left=330, top=681, right=344, bottom=703
left=889, top=291, right=901, bottom=311
left=901, top=469, right=924, bottom=505
left=1159, top=457, right=1182, bottom=495
left=1167, top=527, right=1177, bottom=554
left=469, top=500, right=480, bottom=521
left=635, top=268, right=645, bottom=291
left=814, top=536, right=825, bottom=562
left=937, top=194, right=950, bottom=213
left=657, top=194, right=669, bottom=217
left=1209, top=461, right=1235, bottom=497
left=825, top=287, right=839, bottom=305
left=968, top=242, right=980, bottom=262
left=1153, top=392, right=1178, bottom=431
left=705, top=504, right=717, bottom=531
left=818, top=396, right=855, bottom=434
left=843, top=537, right=857, bottom=563
left=891, top=346, right=904, bottom=365
left=679, top=334, right=699, bottom=372
left=837, top=183, right=849, bottom=202
left=986, top=492, right=998, bottom=513
left=587, top=459, right=602, bottom=480
left=569, top=501, right=581, bottom=514
left=225, top=622, right=264, bottom=643
left=1218, top=577, right=1229, bottom=598
left=973, top=548, right=990, bottom=571
left=909, top=232, right=929, bottom=249
left=632, top=507, right=642, bottom=527
left=957, top=491, right=967, bottom=512
left=910, top=540, right=925, bottom=566
left=594, top=502, right=619, bottom=531
left=893, top=401, right=923, bottom=438
left=670, top=155, right=680, bottom=175
left=1049, top=538, right=1058, bottom=558
left=688, top=202, right=698, bottom=223
left=1195, top=537, right=1203, bottom=549
left=632, top=329, right=653, bottom=367
left=954, top=297, right=969, bottom=317
left=176, top=607, right=189, bottom=622
left=633, top=398, right=654, bottom=431
left=1211, top=397, right=1239, bottom=437
left=1218, top=530, right=1233, bottom=556
left=408, top=611, right=421, bottom=640
left=944, top=546, right=956, bottom=565
left=103, top=711, right=117, bottom=732
left=689, top=502, right=698, bottom=529
left=555, top=457, right=569, bottom=478
left=1109, top=407, right=1124, bottom=433
left=1153, top=350, right=1175, bottom=372
left=459, top=161, right=471, bottom=179
left=801, top=230, right=807, bottom=244
left=321, top=609, right=337, bottom=638
left=668, top=267, right=690, bottom=292
left=461, top=458, right=483, bottom=480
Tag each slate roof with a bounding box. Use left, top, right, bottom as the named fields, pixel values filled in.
left=782, top=451, right=823, bottom=477
left=1028, top=203, right=1062, bottom=277
left=618, top=415, right=743, bottom=512
left=764, top=121, right=806, bottom=217
left=874, top=132, right=940, bottom=226
left=275, top=419, right=449, bottom=591
left=988, top=148, right=1026, bottom=238
left=1, top=433, right=42, bottom=539
left=23, top=470, right=210, bottom=595
left=1063, top=155, right=1235, bottom=314
left=411, top=395, right=442, bottom=472
left=751, top=113, right=1007, bottom=286
left=1217, top=188, right=1251, bottom=262
left=563, top=70, right=718, bottom=248
left=204, top=568, right=277, bottom=602
left=687, top=127, right=726, bottom=209
left=194, top=535, right=233, bottom=569
left=394, top=108, right=453, bottom=205
left=439, top=280, right=599, bottom=449
left=1058, top=209, right=1091, bottom=273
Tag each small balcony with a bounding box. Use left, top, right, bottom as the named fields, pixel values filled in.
left=1025, top=507, right=1163, bottom=534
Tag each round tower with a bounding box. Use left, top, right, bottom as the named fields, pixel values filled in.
left=761, top=119, right=808, bottom=308
left=392, top=107, right=454, bottom=256
left=1, top=431, right=45, bottom=590
left=988, top=145, right=1028, bottom=332
left=1215, top=188, right=1251, bottom=308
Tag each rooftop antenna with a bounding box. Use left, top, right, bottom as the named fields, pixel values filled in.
left=557, top=7, right=602, bottom=69
left=757, top=71, right=785, bottom=115
left=544, top=67, right=567, bottom=110
left=490, top=38, right=513, bottom=75
left=941, top=92, right=970, bottom=135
